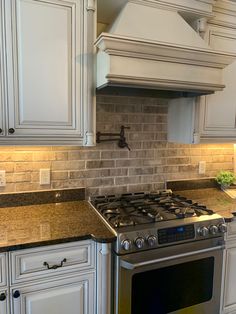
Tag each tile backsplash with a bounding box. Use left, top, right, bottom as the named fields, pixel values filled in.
left=0, top=95, right=234, bottom=196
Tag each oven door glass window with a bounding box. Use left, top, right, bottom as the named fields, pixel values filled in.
left=131, top=257, right=214, bottom=314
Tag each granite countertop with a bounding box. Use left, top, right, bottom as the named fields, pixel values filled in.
left=168, top=179, right=236, bottom=222
left=0, top=189, right=116, bottom=252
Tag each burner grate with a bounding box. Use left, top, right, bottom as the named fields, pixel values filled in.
left=90, top=190, right=214, bottom=228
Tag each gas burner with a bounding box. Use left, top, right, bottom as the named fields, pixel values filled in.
left=90, top=190, right=215, bottom=229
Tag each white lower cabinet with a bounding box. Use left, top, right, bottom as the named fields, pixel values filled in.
left=222, top=223, right=236, bottom=314
left=0, top=289, right=8, bottom=314
left=0, top=240, right=113, bottom=314
left=11, top=274, right=94, bottom=314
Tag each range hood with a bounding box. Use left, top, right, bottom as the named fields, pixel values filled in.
left=95, top=1, right=236, bottom=96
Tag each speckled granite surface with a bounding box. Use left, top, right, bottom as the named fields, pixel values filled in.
left=0, top=188, right=85, bottom=207
left=167, top=179, right=236, bottom=222
left=0, top=189, right=115, bottom=252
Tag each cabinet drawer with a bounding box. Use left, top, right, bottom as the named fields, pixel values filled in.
left=10, top=240, right=95, bottom=284
left=0, top=253, right=7, bottom=287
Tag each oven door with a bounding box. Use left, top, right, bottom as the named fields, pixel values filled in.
left=114, top=238, right=224, bottom=314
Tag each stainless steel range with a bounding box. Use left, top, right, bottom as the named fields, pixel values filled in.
left=91, top=190, right=226, bottom=314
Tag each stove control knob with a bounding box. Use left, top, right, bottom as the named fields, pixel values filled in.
left=121, top=239, right=132, bottom=251
left=218, top=223, right=227, bottom=234
left=209, top=225, right=218, bottom=235
left=135, top=237, right=145, bottom=249
left=197, top=226, right=209, bottom=237
left=147, top=235, right=157, bottom=247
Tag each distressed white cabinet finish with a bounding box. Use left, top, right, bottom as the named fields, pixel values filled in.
left=168, top=0, right=236, bottom=144
left=198, top=25, right=236, bottom=142
left=11, top=274, right=94, bottom=314
left=0, top=0, right=96, bottom=145
left=10, top=241, right=95, bottom=284
left=0, top=0, right=6, bottom=137
left=222, top=244, right=236, bottom=313
left=0, top=240, right=111, bottom=314
left=0, top=253, right=8, bottom=314
left=222, top=223, right=236, bottom=314
left=0, top=290, right=8, bottom=314
left=9, top=240, right=96, bottom=314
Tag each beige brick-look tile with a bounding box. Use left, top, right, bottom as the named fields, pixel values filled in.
left=128, top=184, right=153, bottom=192
left=52, top=160, right=85, bottom=171
left=0, top=162, right=14, bottom=173
left=116, top=159, right=143, bottom=168
left=99, top=186, right=128, bottom=195
left=101, top=151, right=128, bottom=159
left=86, top=160, right=115, bottom=169
left=129, top=167, right=154, bottom=176
left=51, top=171, right=68, bottom=180
left=33, top=152, right=54, bottom=161
left=167, top=157, right=190, bottom=165
left=0, top=95, right=234, bottom=196
left=15, top=182, right=42, bottom=192
left=129, top=150, right=155, bottom=159
left=13, top=173, right=31, bottom=183
left=86, top=177, right=114, bottom=187
left=54, top=151, right=68, bottom=161
left=115, top=176, right=141, bottom=185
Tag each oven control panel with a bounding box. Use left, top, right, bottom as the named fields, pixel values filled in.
left=116, top=214, right=227, bottom=254
left=158, top=224, right=195, bottom=245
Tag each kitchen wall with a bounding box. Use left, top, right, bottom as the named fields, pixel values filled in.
left=0, top=94, right=233, bottom=196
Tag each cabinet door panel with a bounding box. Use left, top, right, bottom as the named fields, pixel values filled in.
left=25, top=285, right=84, bottom=314
left=6, top=0, right=83, bottom=137
left=0, top=290, right=8, bottom=314
left=224, top=247, right=236, bottom=308
left=200, top=29, right=236, bottom=137
left=0, top=0, right=5, bottom=136
left=11, top=273, right=95, bottom=314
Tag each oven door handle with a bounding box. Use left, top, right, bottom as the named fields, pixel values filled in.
left=120, top=245, right=224, bottom=270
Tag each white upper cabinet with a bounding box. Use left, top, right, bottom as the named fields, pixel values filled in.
left=0, top=0, right=96, bottom=145
left=0, top=0, right=5, bottom=137
left=198, top=25, right=236, bottom=142
left=168, top=0, right=236, bottom=144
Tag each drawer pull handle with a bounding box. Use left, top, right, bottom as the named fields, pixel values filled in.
left=43, top=258, right=67, bottom=270
left=13, top=291, right=20, bottom=299
left=0, top=128, right=2, bottom=134
left=0, top=293, right=6, bottom=301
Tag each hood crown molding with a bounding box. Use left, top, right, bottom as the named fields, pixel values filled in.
left=96, top=1, right=236, bottom=95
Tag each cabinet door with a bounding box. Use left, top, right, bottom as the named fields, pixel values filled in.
left=0, top=0, right=5, bottom=137
left=223, top=246, right=236, bottom=312
left=5, top=0, right=84, bottom=140
left=0, top=290, right=8, bottom=314
left=11, top=273, right=95, bottom=314
left=200, top=27, right=236, bottom=139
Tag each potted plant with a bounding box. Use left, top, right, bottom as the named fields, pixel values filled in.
left=216, top=171, right=236, bottom=189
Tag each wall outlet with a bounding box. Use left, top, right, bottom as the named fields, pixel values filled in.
left=0, top=170, right=6, bottom=187
left=40, top=169, right=50, bottom=185
left=199, top=161, right=206, bottom=174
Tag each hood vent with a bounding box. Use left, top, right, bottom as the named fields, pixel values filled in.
left=95, top=1, right=236, bottom=96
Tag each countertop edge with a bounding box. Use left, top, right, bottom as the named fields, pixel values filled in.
left=0, top=234, right=116, bottom=253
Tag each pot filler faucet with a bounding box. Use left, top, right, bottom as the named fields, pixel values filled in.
left=96, top=125, right=131, bottom=150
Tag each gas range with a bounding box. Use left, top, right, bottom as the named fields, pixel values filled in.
left=90, top=190, right=227, bottom=255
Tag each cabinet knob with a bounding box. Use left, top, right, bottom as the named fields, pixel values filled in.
left=8, top=128, right=15, bottom=134
left=13, top=290, right=20, bottom=299
left=0, top=128, right=2, bottom=134
left=0, top=293, right=6, bottom=301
